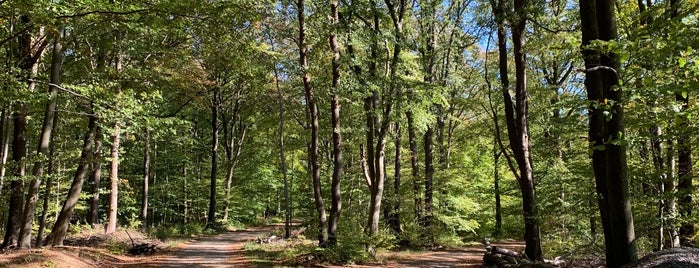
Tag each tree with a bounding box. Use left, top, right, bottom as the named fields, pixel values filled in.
left=489, top=0, right=542, bottom=260
left=579, top=0, right=637, bottom=266
left=297, top=0, right=327, bottom=245
left=3, top=14, right=48, bottom=249
left=45, top=106, right=97, bottom=246
left=327, top=0, right=343, bottom=247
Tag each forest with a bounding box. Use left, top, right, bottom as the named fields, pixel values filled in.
left=0, top=0, right=697, bottom=267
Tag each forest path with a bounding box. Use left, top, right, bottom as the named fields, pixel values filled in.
left=118, top=225, right=274, bottom=268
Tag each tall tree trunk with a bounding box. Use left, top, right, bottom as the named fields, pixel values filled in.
left=207, top=87, right=220, bottom=227
left=420, top=0, right=437, bottom=236
left=665, top=139, right=680, bottom=247
left=494, top=140, right=502, bottom=236
left=36, top=109, right=60, bottom=247
left=45, top=108, right=97, bottom=246
left=182, top=162, right=188, bottom=224
left=668, top=0, right=694, bottom=247
left=327, top=0, right=343, bottom=247
left=389, top=122, right=401, bottom=235
left=88, top=124, right=102, bottom=227
left=0, top=107, right=10, bottom=190
left=222, top=90, right=244, bottom=223
left=140, top=129, right=150, bottom=228
left=273, top=57, right=291, bottom=239
left=580, top=1, right=637, bottom=266
left=423, top=127, right=434, bottom=231
left=106, top=121, right=121, bottom=234
left=3, top=104, right=27, bottom=248
left=3, top=14, right=45, bottom=248
left=18, top=27, right=61, bottom=248
left=407, top=112, right=421, bottom=220
left=511, top=0, right=541, bottom=261
left=490, top=0, right=541, bottom=260
left=297, top=0, right=327, bottom=245
left=24, top=27, right=63, bottom=248
left=384, top=0, right=405, bottom=237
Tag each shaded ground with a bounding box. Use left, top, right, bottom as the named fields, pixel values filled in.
left=1, top=226, right=526, bottom=267
left=110, top=226, right=272, bottom=268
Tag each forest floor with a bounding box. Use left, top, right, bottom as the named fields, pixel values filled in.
left=0, top=224, right=526, bottom=267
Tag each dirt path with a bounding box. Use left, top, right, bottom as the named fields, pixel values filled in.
left=115, top=226, right=273, bottom=268
left=108, top=225, right=520, bottom=268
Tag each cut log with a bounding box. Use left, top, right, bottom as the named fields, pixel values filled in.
left=492, top=246, right=525, bottom=258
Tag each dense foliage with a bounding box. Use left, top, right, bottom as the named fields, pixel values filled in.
left=0, top=0, right=697, bottom=266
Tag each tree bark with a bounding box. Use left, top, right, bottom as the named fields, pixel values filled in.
left=668, top=0, right=694, bottom=247
left=207, top=87, right=220, bottom=227
left=580, top=0, right=637, bottom=266
left=389, top=122, right=401, bottom=235
left=140, top=129, right=150, bottom=228
left=327, top=0, right=343, bottom=247
left=18, top=27, right=61, bottom=248
left=106, top=121, right=121, bottom=234
left=273, top=56, right=291, bottom=239
left=494, top=140, right=502, bottom=236
left=0, top=107, right=9, bottom=191
left=489, top=0, right=541, bottom=260
left=3, top=14, right=44, bottom=248
left=45, top=107, right=96, bottom=246
left=297, top=0, right=327, bottom=245
left=88, top=123, right=102, bottom=227
left=36, top=110, right=60, bottom=247
left=408, top=112, right=421, bottom=220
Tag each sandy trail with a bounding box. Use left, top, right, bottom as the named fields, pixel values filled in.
left=117, top=226, right=272, bottom=268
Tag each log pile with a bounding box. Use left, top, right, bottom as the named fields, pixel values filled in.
left=124, top=230, right=158, bottom=255
left=128, top=242, right=158, bottom=255
left=482, top=238, right=562, bottom=268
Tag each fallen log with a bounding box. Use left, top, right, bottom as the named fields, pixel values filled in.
left=492, top=246, right=525, bottom=258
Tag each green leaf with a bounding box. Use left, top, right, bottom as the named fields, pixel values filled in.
left=679, top=57, right=687, bottom=68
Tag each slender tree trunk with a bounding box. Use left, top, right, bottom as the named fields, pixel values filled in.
left=18, top=28, right=61, bottom=248
left=407, top=112, right=421, bottom=220
left=273, top=58, right=291, bottom=239
left=207, top=87, right=220, bottom=227
left=494, top=140, right=502, bottom=236
left=297, top=0, right=327, bottom=245
left=384, top=0, right=404, bottom=236
left=140, top=129, right=150, bottom=228
left=222, top=92, right=244, bottom=223
left=106, top=121, right=121, bottom=234
left=665, top=139, right=680, bottom=247
left=423, top=127, right=434, bottom=231
left=511, top=0, right=541, bottom=260
left=223, top=122, right=245, bottom=222
left=182, top=163, right=188, bottom=224
left=0, top=107, right=9, bottom=190
left=88, top=124, right=102, bottom=227
left=650, top=127, right=666, bottom=250
left=421, top=0, right=437, bottom=236
left=389, top=122, right=401, bottom=235
left=45, top=108, right=96, bottom=246
left=489, top=0, right=541, bottom=260
left=580, top=1, right=637, bottom=266
left=327, top=0, right=343, bottom=247
left=668, top=0, right=694, bottom=247
left=3, top=14, right=44, bottom=247
left=3, top=104, right=27, bottom=248
left=36, top=109, right=60, bottom=247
